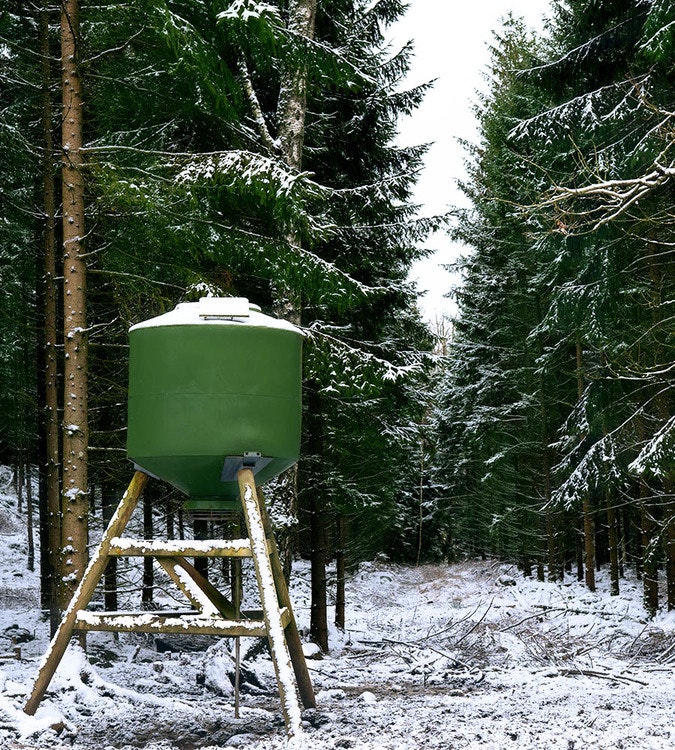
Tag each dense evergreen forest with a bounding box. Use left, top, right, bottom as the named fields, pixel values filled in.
left=432, top=0, right=675, bottom=614
left=0, top=0, right=673, bottom=655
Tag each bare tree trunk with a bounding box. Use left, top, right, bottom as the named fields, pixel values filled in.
left=645, top=240, right=674, bottom=608
left=606, top=490, right=620, bottom=596
left=335, top=515, right=346, bottom=630
left=38, top=3, right=62, bottom=632
left=101, top=481, right=118, bottom=612
left=276, top=0, right=317, bottom=174
left=640, top=485, right=659, bottom=616
left=309, top=489, right=328, bottom=651
left=59, top=0, right=89, bottom=610
left=306, top=387, right=328, bottom=650
left=142, top=491, right=154, bottom=606
left=576, top=338, right=596, bottom=591
left=271, top=0, right=318, bottom=579
left=17, top=452, right=24, bottom=515
left=575, top=518, right=584, bottom=581
left=664, top=477, right=675, bottom=610
left=27, top=465, right=35, bottom=572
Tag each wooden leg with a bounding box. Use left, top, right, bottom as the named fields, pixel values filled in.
left=24, top=471, right=149, bottom=715
left=258, top=487, right=316, bottom=709
left=238, top=469, right=303, bottom=737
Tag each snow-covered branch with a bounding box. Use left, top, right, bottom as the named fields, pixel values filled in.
left=543, top=160, right=675, bottom=233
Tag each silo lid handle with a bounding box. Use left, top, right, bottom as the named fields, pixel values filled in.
left=198, top=297, right=250, bottom=319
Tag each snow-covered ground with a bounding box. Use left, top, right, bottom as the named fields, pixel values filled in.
left=1, top=468, right=674, bottom=749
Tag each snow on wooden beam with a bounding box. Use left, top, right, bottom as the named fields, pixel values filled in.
left=108, top=537, right=255, bottom=557
left=74, top=608, right=290, bottom=638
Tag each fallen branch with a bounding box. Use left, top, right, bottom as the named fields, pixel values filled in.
left=359, top=636, right=484, bottom=683
left=546, top=667, right=648, bottom=686
left=453, top=598, right=494, bottom=647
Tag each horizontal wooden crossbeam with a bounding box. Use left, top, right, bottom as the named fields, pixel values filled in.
left=74, top=608, right=290, bottom=638
left=108, top=537, right=256, bottom=557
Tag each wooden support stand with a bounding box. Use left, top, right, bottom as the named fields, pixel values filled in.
left=24, top=469, right=315, bottom=737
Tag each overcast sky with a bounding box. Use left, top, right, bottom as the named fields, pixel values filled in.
left=390, top=0, right=549, bottom=323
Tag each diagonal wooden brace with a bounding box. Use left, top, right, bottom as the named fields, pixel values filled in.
left=24, top=471, right=149, bottom=715
left=156, top=556, right=237, bottom=619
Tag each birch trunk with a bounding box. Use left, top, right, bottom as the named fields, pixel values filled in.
left=271, top=0, right=318, bottom=581
left=274, top=0, right=317, bottom=318
left=277, top=0, right=317, bottom=173
left=60, top=0, right=89, bottom=610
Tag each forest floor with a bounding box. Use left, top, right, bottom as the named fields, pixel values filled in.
left=1, top=470, right=674, bottom=749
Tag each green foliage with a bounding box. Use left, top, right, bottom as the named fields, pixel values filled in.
left=432, top=0, right=674, bottom=595
left=0, top=4, right=43, bottom=462
left=639, top=0, right=675, bottom=66
left=0, top=0, right=435, bottom=576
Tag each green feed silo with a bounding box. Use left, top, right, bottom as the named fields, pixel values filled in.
left=126, top=297, right=303, bottom=510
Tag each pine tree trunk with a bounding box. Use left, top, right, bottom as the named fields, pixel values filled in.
left=39, top=3, right=62, bottom=632
left=645, top=241, right=673, bottom=608
left=575, top=520, right=584, bottom=581
left=546, top=510, right=558, bottom=582
left=664, top=477, right=675, bottom=610
left=309, top=489, right=328, bottom=651
left=59, top=0, right=89, bottom=610
left=576, top=338, right=596, bottom=591
left=166, top=496, right=174, bottom=540
left=618, top=506, right=626, bottom=578
left=306, top=386, right=328, bottom=650
left=27, top=465, right=35, bottom=572
left=101, top=481, right=118, bottom=612
left=536, top=557, right=545, bottom=582
left=17, top=452, right=24, bottom=515
left=416, top=440, right=425, bottom=566
left=193, top=518, right=209, bottom=579
left=536, top=297, right=559, bottom=581
left=178, top=505, right=185, bottom=540
left=606, top=490, right=620, bottom=596
left=335, top=515, right=346, bottom=630
left=142, top=491, right=154, bottom=606
left=539, top=384, right=563, bottom=581
left=640, top=485, right=659, bottom=616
